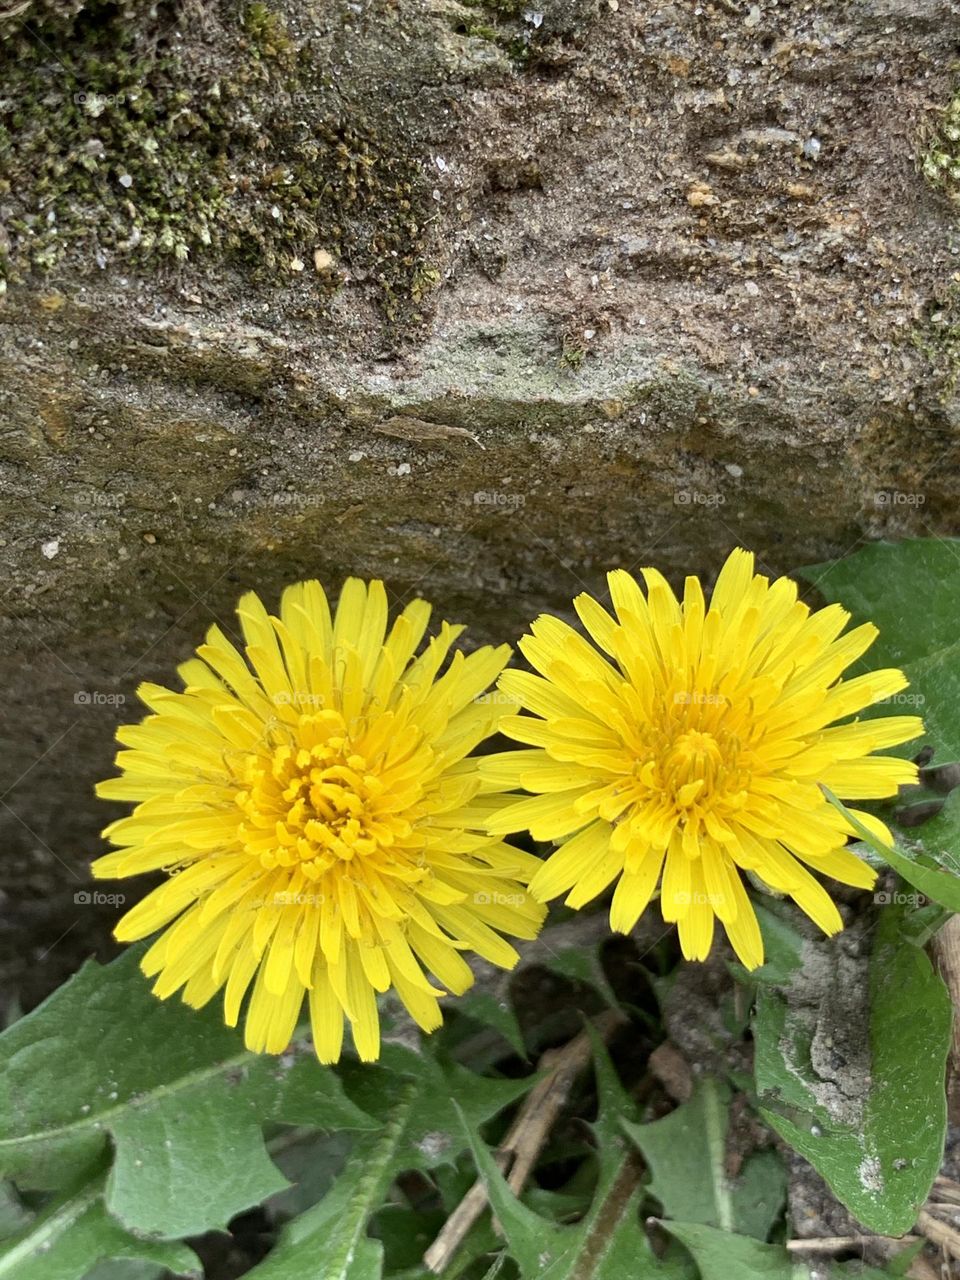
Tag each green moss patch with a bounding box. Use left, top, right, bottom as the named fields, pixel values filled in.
left=920, top=86, right=960, bottom=206
left=0, top=1, right=433, bottom=315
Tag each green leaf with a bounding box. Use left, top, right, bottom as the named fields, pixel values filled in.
left=666, top=1221, right=901, bottom=1280
left=243, top=1044, right=537, bottom=1279
left=455, top=992, right=527, bottom=1058
left=799, top=538, right=960, bottom=759
left=659, top=1222, right=802, bottom=1280
left=341, top=1044, right=535, bottom=1173
left=825, top=789, right=960, bottom=913
left=902, top=789, right=960, bottom=882
left=455, top=1031, right=687, bottom=1280
left=0, top=1183, right=30, bottom=1241
left=740, top=903, right=806, bottom=987
left=754, top=899, right=951, bottom=1233
left=538, top=936, right=620, bottom=1010
left=242, top=1100, right=412, bottom=1280
left=623, top=1079, right=785, bottom=1240
left=0, top=946, right=376, bottom=1238
left=80, top=1265, right=168, bottom=1280
left=0, top=1170, right=200, bottom=1280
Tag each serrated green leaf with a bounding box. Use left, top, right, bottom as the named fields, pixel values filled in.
left=455, top=992, right=527, bottom=1058
left=0, top=946, right=376, bottom=1238
left=659, top=1221, right=804, bottom=1280
left=754, top=900, right=951, bottom=1233
left=106, top=1081, right=288, bottom=1239
left=538, top=936, right=619, bottom=1010
left=243, top=1093, right=414, bottom=1280
left=341, top=1045, right=535, bottom=1173
left=733, top=1150, right=789, bottom=1243
left=623, top=1079, right=785, bottom=1240
left=665, top=1221, right=899, bottom=1280
left=244, top=1044, right=537, bottom=1279
left=455, top=1032, right=686, bottom=1280
left=0, top=1170, right=200, bottom=1280
left=799, top=538, right=960, bottom=760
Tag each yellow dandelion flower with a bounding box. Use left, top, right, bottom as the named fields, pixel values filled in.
left=93, top=579, right=545, bottom=1063
left=481, top=548, right=923, bottom=969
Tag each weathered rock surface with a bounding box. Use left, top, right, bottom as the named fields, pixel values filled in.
left=1, top=0, right=959, bottom=1003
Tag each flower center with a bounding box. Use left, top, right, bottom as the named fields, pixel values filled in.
left=664, top=729, right=724, bottom=795
left=233, top=710, right=418, bottom=879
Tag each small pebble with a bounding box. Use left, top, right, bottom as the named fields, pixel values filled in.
left=348, top=450, right=364, bottom=463
left=41, top=538, right=60, bottom=559
left=118, top=173, right=133, bottom=188
left=725, top=463, right=744, bottom=478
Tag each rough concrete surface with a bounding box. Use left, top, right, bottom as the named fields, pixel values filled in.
left=1, top=0, right=960, bottom=1007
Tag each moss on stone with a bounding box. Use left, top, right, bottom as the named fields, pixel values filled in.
left=0, top=1, right=434, bottom=316
left=912, top=280, right=960, bottom=394
left=920, top=86, right=960, bottom=206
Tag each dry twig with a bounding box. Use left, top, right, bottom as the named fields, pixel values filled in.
left=423, top=1008, right=628, bottom=1273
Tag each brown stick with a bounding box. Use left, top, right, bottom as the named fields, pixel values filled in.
left=931, top=917, right=960, bottom=1123
left=917, top=1208, right=960, bottom=1260
left=785, top=1234, right=922, bottom=1253
left=934, top=1175, right=960, bottom=1204
left=422, top=1008, right=628, bottom=1273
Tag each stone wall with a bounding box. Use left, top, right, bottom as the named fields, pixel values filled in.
left=1, top=0, right=958, bottom=1003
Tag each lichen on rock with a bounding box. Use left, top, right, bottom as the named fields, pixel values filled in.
left=0, top=0, right=438, bottom=316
